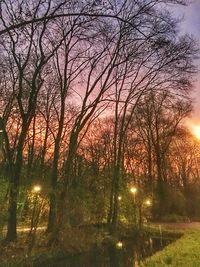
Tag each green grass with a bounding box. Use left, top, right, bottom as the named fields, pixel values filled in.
left=141, top=230, right=200, bottom=267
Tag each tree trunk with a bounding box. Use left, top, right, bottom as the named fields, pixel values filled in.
left=110, top=163, right=120, bottom=226
left=27, top=115, right=36, bottom=179
left=6, top=177, right=19, bottom=241
left=47, top=99, right=65, bottom=233
left=6, top=124, right=28, bottom=241
left=156, top=154, right=165, bottom=217
left=49, top=132, right=77, bottom=243
left=47, top=141, right=60, bottom=232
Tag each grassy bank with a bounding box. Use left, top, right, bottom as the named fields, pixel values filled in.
left=141, top=230, right=200, bottom=267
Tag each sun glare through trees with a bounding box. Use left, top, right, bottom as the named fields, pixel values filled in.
left=193, top=126, right=200, bottom=140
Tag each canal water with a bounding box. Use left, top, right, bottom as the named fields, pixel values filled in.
left=41, top=235, right=176, bottom=267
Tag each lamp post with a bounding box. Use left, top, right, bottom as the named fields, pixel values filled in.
left=130, top=187, right=137, bottom=202
left=140, top=198, right=152, bottom=229
left=118, top=195, right=122, bottom=201
left=30, top=185, right=42, bottom=232
left=130, top=187, right=137, bottom=225
left=33, top=185, right=41, bottom=193
left=145, top=199, right=151, bottom=207
left=28, top=185, right=42, bottom=252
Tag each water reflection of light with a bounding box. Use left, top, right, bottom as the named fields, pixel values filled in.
left=116, top=241, right=123, bottom=249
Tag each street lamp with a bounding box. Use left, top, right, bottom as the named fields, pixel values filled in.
left=130, top=187, right=137, bottom=194
left=145, top=199, right=151, bottom=206
left=118, top=195, right=122, bottom=201
left=143, top=199, right=152, bottom=229
left=29, top=185, right=42, bottom=238
left=33, top=185, right=41, bottom=193
left=130, top=187, right=137, bottom=202
left=130, top=187, right=137, bottom=225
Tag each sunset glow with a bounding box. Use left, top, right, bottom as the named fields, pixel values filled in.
left=1, top=0, right=200, bottom=264
left=193, top=126, right=200, bottom=140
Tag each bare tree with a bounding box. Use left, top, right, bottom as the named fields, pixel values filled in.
left=133, top=91, right=192, bottom=217
left=106, top=1, right=196, bottom=226
left=0, top=0, right=196, bottom=242
left=0, top=0, right=74, bottom=241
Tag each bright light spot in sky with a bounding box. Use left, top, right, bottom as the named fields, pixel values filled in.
left=193, top=126, right=200, bottom=140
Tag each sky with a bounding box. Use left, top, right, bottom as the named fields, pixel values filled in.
left=172, top=1, right=200, bottom=131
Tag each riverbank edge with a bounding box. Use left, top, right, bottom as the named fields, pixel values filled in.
left=0, top=225, right=182, bottom=267
left=140, top=229, right=200, bottom=267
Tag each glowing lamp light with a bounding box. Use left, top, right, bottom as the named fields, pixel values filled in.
left=118, top=196, right=122, bottom=201
left=33, top=185, right=41, bottom=193
left=116, top=241, right=123, bottom=249
left=130, top=187, right=137, bottom=194
left=145, top=199, right=151, bottom=206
